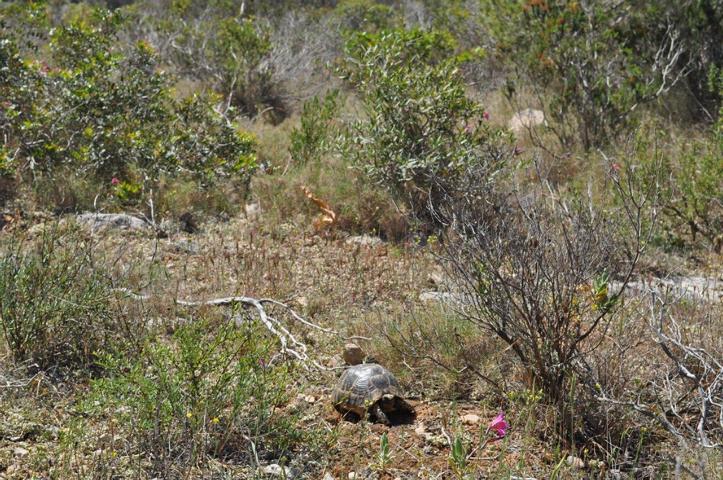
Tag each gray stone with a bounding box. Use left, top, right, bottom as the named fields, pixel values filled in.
left=566, top=455, right=585, bottom=469
left=346, top=235, right=382, bottom=247
left=418, top=291, right=470, bottom=305
left=245, top=203, right=261, bottom=220
left=76, top=213, right=150, bottom=231
left=461, top=413, right=481, bottom=425
left=172, top=239, right=200, bottom=255
left=611, top=276, right=722, bottom=303
left=262, top=464, right=296, bottom=478
left=13, top=447, right=29, bottom=457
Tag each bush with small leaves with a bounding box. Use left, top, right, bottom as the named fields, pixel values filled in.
left=0, top=5, right=257, bottom=211
left=87, top=318, right=310, bottom=476
left=0, top=226, right=116, bottom=370
left=338, top=27, right=508, bottom=231
left=433, top=161, right=657, bottom=442
left=484, top=1, right=700, bottom=150
left=289, top=90, right=340, bottom=165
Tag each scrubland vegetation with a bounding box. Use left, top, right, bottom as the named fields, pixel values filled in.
left=1, top=1, right=721, bottom=478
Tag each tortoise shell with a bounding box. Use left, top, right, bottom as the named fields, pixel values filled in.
left=332, top=363, right=403, bottom=417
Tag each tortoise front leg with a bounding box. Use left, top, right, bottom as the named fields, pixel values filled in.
left=370, top=403, right=391, bottom=425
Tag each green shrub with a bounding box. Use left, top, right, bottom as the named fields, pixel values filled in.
left=640, top=122, right=722, bottom=252
left=485, top=1, right=703, bottom=150
left=87, top=318, right=304, bottom=475
left=289, top=90, right=340, bottom=165
left=0, top=226, right=116, bottom=369
left=0, top=6, right=257, bottom=211
left=338, top=28, right=507, bottom=231
left=140, top=0, right=279, bottom=118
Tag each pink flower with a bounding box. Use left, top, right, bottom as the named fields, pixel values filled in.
left=111, top=177, right=120, bottom=186
left=488, top=411, right=509, bottom=439
left=611, top=162, right=621, bottom=173
left=482, top=111, right=490, bottom=121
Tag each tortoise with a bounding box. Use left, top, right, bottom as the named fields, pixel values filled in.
left=332, top=363, right=413, bottom=425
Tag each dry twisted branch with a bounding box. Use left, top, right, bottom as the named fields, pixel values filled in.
left=114, top=289, right=366, bottom=370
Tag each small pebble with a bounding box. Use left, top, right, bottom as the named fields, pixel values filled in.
left=13, top=447, right=29, bottom=457
left=566, top=455, right=585, bottom=469
left=461, top=413, right=481, bottom=425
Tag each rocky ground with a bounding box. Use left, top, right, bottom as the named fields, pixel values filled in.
left=0, top=210, right=720, bottom=479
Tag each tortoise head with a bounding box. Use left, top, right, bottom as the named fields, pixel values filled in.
left=379, top=393, right=397, bottom=412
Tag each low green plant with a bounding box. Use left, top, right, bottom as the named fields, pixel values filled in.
left=626, top=122, right=722, bottom=252
left=374, top=431, right=392, bottom=472
left=449, top=433, right=468, bottom=477
left=86, top=317, right=304, bottom=475
left=660, top=128, right=722, bottom=252
left=0, top=226, right=116, bottom=369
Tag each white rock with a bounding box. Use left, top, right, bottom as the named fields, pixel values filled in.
left=566, top=455, right=585, bottom=469
left=612, top=276, right=722, bottom=303
left=348, top=473, right=357, bottom=480
left=508, top=108, right=545, bottom=133
left=346, top=235, right=382, bottom=247
left=245, top=203, right=261, bottom=220
left=262, top=464, right=295, bottom=478
left=76, top=213, right=150, bottom=231
left=13, top=447, right=29, bottom=457
left=427, top=271, right=449, bottom=288
left=322, top=474, right=335, bottom=480
left=461, top=414, right=481, bottom=425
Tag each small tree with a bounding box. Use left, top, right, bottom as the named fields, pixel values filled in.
left=485, top=1, right=693, bottom=150
left=1, top=6, right=257, bottom=209
left=134, top=0, right=279, bottom=118
left=338, top=27, right=505, bottom=232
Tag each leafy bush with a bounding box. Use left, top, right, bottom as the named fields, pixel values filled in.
left=657, top=82, right=722, bottom=251
left=338, top=28, right=507, bottom=231
left=0, top=226, right=116, bottom=369
left=628, top=118, right=722, bottom=252
left=1, top=6, right=257, bottom=210
left=485, top=1, right=697, bottom=150
left=289, top=90, right=340, bottom=165
left=87, top=318, right=304, bottom=475
left=134, top=0, right=282, bottom=119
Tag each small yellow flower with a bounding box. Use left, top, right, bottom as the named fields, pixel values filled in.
left=211, top=417, right=220, bottom=424
left=186, top=412, right=193, bottom=419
